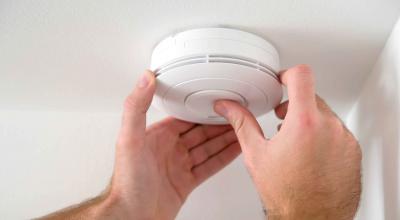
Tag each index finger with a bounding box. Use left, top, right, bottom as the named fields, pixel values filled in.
left=279, top=65, right=317, bottom=114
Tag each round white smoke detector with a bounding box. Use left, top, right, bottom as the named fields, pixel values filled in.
left=150, top=28, right=282, bottom=124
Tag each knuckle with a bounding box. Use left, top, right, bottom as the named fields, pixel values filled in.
left=290, top=64, right=314, bottom=83
left=117, top=136, right=138, bottom=148
left=293, top=64, right=313, bottom=74
left=296, top=111, right=318, bottom=130
left=291, top=111, right=322, bottom=139
left=232, top=113, right=246, bottom=135
left=123, top=95, right=137, bottom=110
left=123, top=94, right=144, bottom=113
left=116, top=136, right=127, bottom=147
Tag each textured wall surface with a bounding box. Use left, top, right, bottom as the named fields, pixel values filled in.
left=347, top=18, right=400, bottom=220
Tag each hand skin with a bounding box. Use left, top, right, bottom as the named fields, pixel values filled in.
left=38, top=70, right=241, bottom=220
left=214, top=65, right=362, bottom=220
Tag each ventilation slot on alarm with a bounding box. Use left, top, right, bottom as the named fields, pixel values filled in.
left=155, top=54, right=277, bottom=79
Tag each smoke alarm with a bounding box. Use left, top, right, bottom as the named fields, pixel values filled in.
left=150, top=28, right=282, bottom=124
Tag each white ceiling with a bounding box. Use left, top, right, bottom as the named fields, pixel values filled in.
left=1, top=0, right=400, bottom=117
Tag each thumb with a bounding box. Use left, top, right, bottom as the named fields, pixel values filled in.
left=214, top=100, right=265, bottom=149
left=119, top=70, right=156, bottom=145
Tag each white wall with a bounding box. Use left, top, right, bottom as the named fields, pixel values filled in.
left=0, top=108, right=282, bottom=219
left=346, top=18, right=400, bottom=220
left=0, top=111, right=118, bottom=219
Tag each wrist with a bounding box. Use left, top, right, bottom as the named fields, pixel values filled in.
left=266, top=209, right=328, bottom=220
left=94, top=187, right=174, bottom=220
left=264, top=203, right=353, bottom=220
left=90, top=189, right=133, bottom=220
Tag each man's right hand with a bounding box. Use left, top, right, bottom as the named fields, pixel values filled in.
left=214, top=65, right=362, bottom=220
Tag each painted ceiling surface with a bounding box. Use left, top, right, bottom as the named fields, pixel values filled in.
left=1, top=0, right=400, bottom=117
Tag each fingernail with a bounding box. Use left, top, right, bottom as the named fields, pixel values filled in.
left=138, top=73, right=149, bottom=88
left=214, top=102, right=228, bottom=117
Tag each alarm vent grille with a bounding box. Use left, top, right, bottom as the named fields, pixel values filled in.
left=154, top=54, right=277, bottom=79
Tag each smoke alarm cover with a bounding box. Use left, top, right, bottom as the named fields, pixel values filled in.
left=150, top=28, right=282, bottom=124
